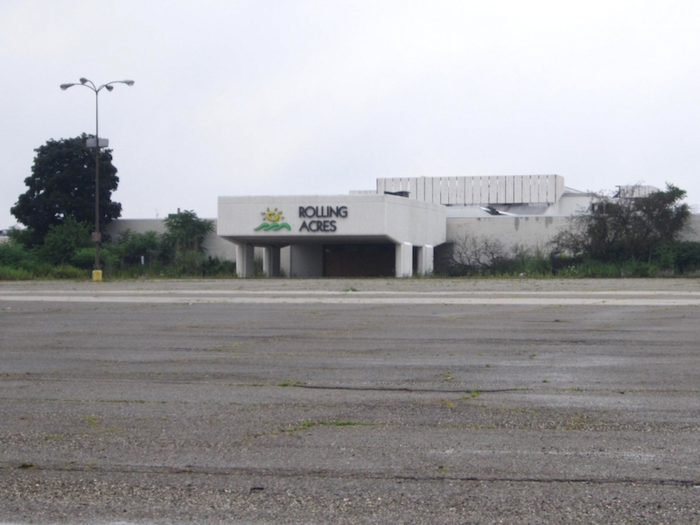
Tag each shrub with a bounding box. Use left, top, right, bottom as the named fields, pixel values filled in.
left=672, top=241, right=700, bottom=274
left=111, top=229, right=161, bottom=267
left=440, top=235, right=507, bottom=276
left=0, top=241, right=36, bottom=268
left=71, top=247, right=97, bottom=270
left=201, top=257, right=237, bottom=277
left=38, top=218, right=92, bottom=265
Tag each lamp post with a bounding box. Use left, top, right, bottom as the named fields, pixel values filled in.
left=60, top=78, right=134, bottom=281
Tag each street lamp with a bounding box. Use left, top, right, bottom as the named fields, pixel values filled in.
left=60, top=78, right=134, bottom=281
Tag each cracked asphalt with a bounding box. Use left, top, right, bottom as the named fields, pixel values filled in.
left=1, top=278, right=700, bottom=524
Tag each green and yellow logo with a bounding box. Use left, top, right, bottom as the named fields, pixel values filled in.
left=255, top=207, right=291, bottom=231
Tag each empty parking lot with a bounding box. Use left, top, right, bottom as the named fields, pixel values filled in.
left=1, top=278, right=700, bottom=523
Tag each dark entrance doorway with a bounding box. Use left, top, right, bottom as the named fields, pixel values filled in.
left=323, top=244, right=395, bottom=277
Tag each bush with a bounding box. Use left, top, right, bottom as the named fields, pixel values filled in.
left=38, top=218, right=92, bottom=265
left=440, top=235, right=556, bottom=277
left=440, top=235, right=507, bottom=276
left=111, top=229, right=161, bottom=267
left=201, top=257, right=237, bottom=277
left=0, top=241, right=36, bottom=268
left=672, top=241, right=700, bottom=274
left=71, top=247, right=97, bottom=269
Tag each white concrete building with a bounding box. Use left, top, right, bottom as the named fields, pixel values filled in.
left=104, top=175, right=697, bottom=278
left=218, top=194, right=446, bottom=278
left=217, top=175, right=595, bottom=278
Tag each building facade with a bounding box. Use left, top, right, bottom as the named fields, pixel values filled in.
left=218, top=175, right=586, bottom=278
left=104, top=175, right=699, bottom=278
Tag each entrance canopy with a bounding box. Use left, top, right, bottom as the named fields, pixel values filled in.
left=218, top=194, right=446, bottom=277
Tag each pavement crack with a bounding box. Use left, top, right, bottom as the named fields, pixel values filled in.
left=10, top=463, right=699, bottom=488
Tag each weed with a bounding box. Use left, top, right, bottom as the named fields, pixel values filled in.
left=44, top=433, right=67, bottom=441
left=82, top=415, right=99, bottom=426
left=284, top=420, right=369, bottom=433
left=277, top=380, right=304, bottom=387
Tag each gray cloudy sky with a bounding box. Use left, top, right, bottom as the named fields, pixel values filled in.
left=2, top=0, right=700, bottom=228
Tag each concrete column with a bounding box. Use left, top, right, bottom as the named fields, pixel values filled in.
left=262, top=246, right=281, bottom=277
left=395, top=242, right=413, bottom=278
left=235, top=244, right=255, bottom=278
left=289, top=245, right=324, bottom=278
left=416, top=245, right=434, bottom=275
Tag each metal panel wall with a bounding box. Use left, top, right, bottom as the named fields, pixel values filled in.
left=376, top=175, right=564, bottom=205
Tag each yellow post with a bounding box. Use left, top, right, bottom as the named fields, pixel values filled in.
left=92, top=270, right=103, bottom=282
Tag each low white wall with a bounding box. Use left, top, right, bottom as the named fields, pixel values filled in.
left=446, top=216, right=570, bottom=250
left=446, top=214, right=700, bottom=250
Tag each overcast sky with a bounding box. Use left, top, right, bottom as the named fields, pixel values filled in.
left=2, top=0, right=700, bottom=228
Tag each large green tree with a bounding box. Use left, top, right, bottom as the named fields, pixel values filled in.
left=11, top=134, right=122, bottom=246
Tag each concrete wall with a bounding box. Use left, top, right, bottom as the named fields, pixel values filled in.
left=447, top=215, right=570, bottom=250
left=446, top=213, right=700, bottom=250
left=680, top=215, right=700, bottom=242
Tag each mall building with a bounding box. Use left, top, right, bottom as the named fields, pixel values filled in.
left=217, top=175, right=598, bottom=278
left=105, top=175, right=694, bottom=278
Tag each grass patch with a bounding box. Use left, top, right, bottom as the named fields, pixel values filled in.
left=82, top=415, right=99, bottom=427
